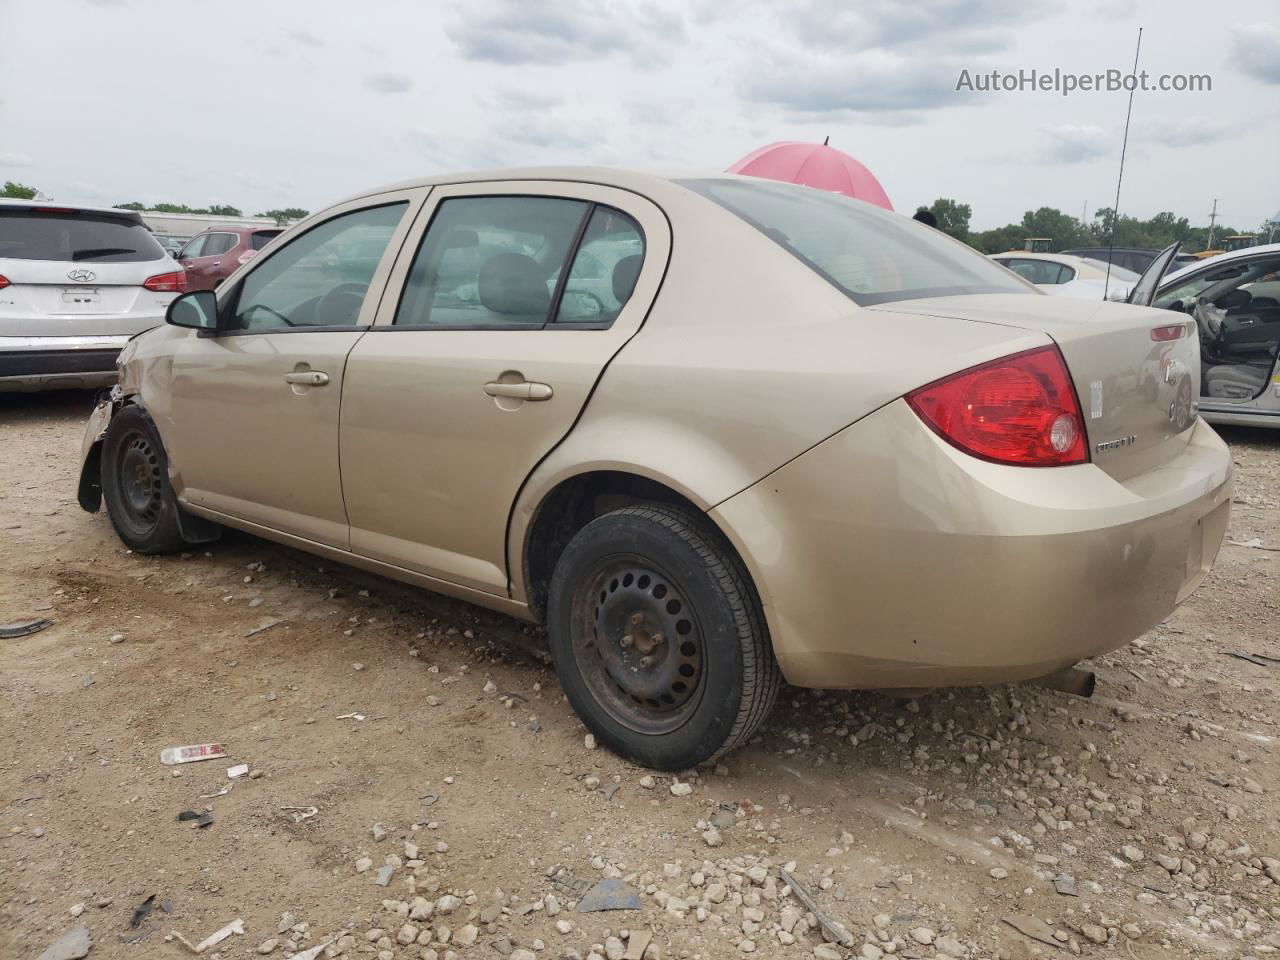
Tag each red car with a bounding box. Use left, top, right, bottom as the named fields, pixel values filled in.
left=177, top=225, right=282, bottom=291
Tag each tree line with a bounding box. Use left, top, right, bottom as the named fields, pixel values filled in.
left=1, top=181, right=307, bottom=225
left=921, top=197, right=1272, bottom=254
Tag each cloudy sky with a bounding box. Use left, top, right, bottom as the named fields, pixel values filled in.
left=3, top=0, right=1277, bottom=230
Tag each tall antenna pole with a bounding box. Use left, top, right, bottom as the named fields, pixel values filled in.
left=1104, top=26, right=1143, bottom=300
left=1207, top=198, right=1219, bottom=250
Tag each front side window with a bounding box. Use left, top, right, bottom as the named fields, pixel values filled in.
left=680, top=178, right=1027, bottom=306
left=553, top=207, right=646, bottom=324
left=229, top=202, right=406, bottom=332
left=395, top=196, right=589, bottom=327
left=178, top=235, right=206, bottom=259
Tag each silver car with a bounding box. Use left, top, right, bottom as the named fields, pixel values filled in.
left=0, top=200, right=185, bottom=392
left=1147, top=242, right=1280, bottom=428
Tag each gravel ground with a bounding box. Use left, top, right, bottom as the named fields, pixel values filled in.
left=2, top=391, right=1278, bottom=960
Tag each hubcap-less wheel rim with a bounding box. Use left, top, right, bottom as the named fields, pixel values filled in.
left=573, top=556, right=706, bottom=735
left=117, top=432, right=163, bottom=534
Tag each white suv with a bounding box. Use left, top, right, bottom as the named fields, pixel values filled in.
left=0, top=199, right=185, bottom=392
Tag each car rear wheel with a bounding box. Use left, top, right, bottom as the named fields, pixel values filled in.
left=101, top=405, right=190, bottom=554
left=547, top=504, right=781, bottom=770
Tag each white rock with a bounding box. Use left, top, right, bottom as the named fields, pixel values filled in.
left=435, top=894, right=461, bottom=914
left=584, top=734, right=597, bottom=750
left=910, top=927, right=935, bottom=946
left=670, top=782, right=693, bottom=797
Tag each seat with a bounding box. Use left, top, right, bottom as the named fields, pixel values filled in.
left=612, top=254, right=643, bottom=305
left=1204, top=363, right=1270, bottom=399
left=477, top=253, right=551, bottom=324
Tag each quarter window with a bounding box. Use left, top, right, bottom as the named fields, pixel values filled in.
left=394, top=196, right=589, bottom=327
left=228, top=202, right=407, bottom=332
left=552, top=207, right=645, bottom=325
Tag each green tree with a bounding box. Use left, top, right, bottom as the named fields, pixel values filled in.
left=257, top=207, right=310, bottom=225
left=113, top=201, right=147, bottom=211
left=1019, top=207, right=1089, bottom=250
left=2, top=180, right=38, bottom=199
left=969, top=224, right=1024, bottom=254
left=927, top=198, right=971, bottom=241
left=207, top=204, right=242, bottom=217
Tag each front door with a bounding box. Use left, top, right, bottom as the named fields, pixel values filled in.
left=1154, top=252, right=1280, bottom=409
left=165, top=195, right=421, bottom=547
left=340, top=183, right=669, bottom=595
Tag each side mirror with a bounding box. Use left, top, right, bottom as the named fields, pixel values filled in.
left=166, top=290, right=219, bottom=332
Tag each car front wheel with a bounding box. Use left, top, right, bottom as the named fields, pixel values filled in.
left=100, top=404, right=191, bottom=554
left=547, top=504, right=781, bottom=770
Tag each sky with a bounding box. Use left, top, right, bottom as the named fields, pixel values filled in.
left=2, top=0, right=1277, bottom=231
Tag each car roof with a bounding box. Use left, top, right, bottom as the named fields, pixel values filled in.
left=0, top=197, right=146, bottom=223
left=194, top=224, right=283, bottom=236
left=1160, top=242, right=1280, bottom=286
left=339, top=166, right=743, bottom=207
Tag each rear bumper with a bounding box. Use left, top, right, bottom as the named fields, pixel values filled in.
left=0, top=335, right=129, bottom=392
left=712, top=401, right=1233, bottom=690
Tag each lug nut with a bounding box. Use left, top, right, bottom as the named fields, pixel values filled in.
left=630, top=612, right=644, bottom=625
left=650, top=633, right=664, bottom=646
left=639, top=656, right=654, bottom=668
left=620, top=634, right=634, bottom=649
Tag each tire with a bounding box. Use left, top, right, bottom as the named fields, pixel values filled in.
left=547, top=504, right=781, bottom=770
left=100, top=404, right=189, bottom=554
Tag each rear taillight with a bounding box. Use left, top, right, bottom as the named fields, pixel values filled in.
left=0, top=274, right=8, bottom=290
left=906, top=345, right=1089, bottom=467
left=143, top=270, right=187, bottom=293
left=1150, top=323, right=1187, bottom=342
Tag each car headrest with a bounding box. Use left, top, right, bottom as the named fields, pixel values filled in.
left=612, top=255, right=643, bottom=305
left=479, top=253, right=550, bottom=319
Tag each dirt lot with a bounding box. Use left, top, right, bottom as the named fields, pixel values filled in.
left=2, top=391, right=1278, bottom=960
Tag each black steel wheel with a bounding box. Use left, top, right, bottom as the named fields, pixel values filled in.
left=547, top=504, right=781, bottom=770
left=100, top=404, right=189, bottom=554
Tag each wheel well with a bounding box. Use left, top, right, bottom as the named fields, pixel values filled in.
left=522, top=472, right=705, bottom=622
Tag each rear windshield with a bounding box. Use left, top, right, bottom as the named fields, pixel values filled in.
left=679, top=178, right=1028, bottom=306
left=0, top=208, right=166, bottom=263
left=250, top=230, right=282, bottom=250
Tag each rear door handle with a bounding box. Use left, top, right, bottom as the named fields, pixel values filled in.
left=484, top=380, right=553, bottom=401
left=284, top=371, right=329, bottom=386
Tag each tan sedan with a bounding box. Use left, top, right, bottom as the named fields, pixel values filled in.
left=77, top=168, right=1232, bottom=770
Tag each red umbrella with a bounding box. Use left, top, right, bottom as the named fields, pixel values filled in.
left=727, top=139, right=893, bottom=211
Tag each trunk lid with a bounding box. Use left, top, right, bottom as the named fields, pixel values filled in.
left=871, top=293, right=1200, bottom=481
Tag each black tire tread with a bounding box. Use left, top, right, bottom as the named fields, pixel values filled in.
left=101, top=403, right=189, bottom=555
left=556, top=502, right=781, bottom=764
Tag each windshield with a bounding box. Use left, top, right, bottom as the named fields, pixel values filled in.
left=0, top=208, right=165, bottom=262
left=679, top=178, right=1029, bottom=306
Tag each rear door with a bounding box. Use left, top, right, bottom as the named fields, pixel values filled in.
left=340, top=181, right=669, bottom=596
left=0, top=205, right=174, bottom=336
left=165, top=194, right=421, bottom=546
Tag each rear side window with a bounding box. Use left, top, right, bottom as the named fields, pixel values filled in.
left=202, top=233, right=238, bottom=256
left=553, top=207, right=645, bottom=324
left=680, top=178, right=1027, bottom=306
left=250, top=231, right=281, bottom=250
left=0, top=207, right=165, bottom=262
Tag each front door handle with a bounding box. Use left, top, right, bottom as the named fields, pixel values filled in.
left=484, top=380, right=552, bottom=401
left=284, top=370, right=329, bottom=386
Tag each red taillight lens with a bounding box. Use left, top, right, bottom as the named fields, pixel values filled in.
left=143, top=270, right=187, bottom=293
left=906, top=345, right=1089, bottom=467
left=1150, top=324, right=1187, bottom=342
left=0, top=274, right=9, bottom=290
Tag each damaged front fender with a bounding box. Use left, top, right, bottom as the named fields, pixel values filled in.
left=77, top=387, right=120, bottom=512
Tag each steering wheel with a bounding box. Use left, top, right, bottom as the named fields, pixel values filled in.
left=315, top=282, right=369, bottom=327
